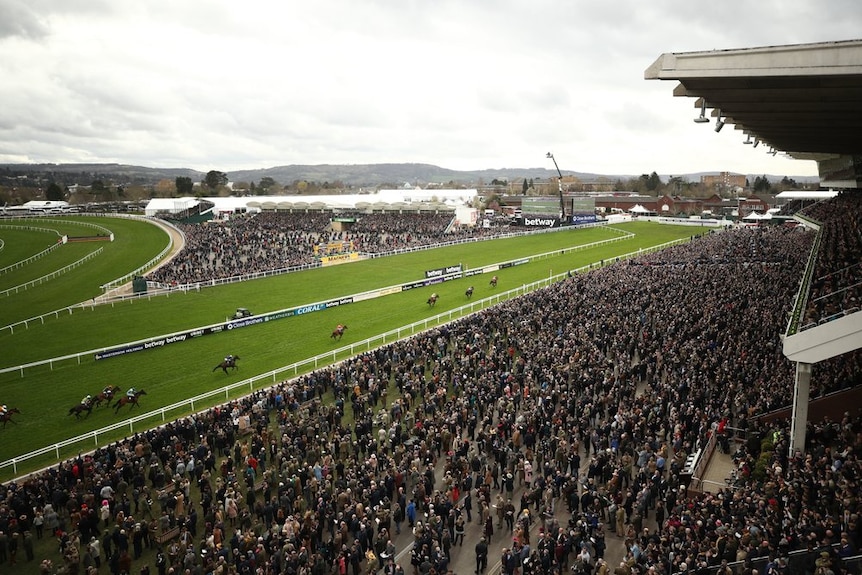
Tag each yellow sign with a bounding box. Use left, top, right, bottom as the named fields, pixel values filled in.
left=320, top=252, right=360, bottom=266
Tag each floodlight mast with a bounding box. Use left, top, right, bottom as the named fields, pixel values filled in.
left=546, top=152, right=566, bottom=221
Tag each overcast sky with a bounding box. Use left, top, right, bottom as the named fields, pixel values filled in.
left=0, top=1, right=859, bottom=178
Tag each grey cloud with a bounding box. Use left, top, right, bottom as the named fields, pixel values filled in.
left=0, top=1, right=49, bottom=39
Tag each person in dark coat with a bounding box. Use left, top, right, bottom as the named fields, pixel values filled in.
left=475, top=536, right=488, bottom=574
left=484, top=515, right=494, bottom=542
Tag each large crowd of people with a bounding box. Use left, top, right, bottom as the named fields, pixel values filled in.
left=1, top=204, right=861, bottom=575
left=799, top=193, right=862, bottom=328
left=147, top=212, right=505, bottom=286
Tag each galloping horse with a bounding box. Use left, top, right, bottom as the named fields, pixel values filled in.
left=489, top=275, right=498, bottom=288
left=427, top=293, right=439, bottom=308
left=68, top=402, right=93, bottom=419
left=113, top=390, right=147, bottom=413
left=93, top=385, right=122, bottom=408
left=1, top=407, right=21, bottom=427
left=331, top=325, right=348, bottom=340
left=465, top=286, right=474, bottom=299
left=213, top=355, right=240, bottom=374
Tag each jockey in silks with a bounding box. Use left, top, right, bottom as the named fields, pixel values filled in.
left=126, top=387, right=137, bottom=399
left=103, top=386, right=114, bottom=397
left=82, top=394, right=92, bottom=407
left=0, top=404, right=7, bottom=417
left=224, top=354, right=234, bottom=364
left=336, top=324, right=344, bottom=334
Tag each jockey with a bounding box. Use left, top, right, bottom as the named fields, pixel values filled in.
left=126, top=387, right=137, bottom=399
left=0, top=404, right=7, bottom=416
left=431, top=293, right=438, bottom=300
left=82, top=394, right=92, bottom=406
left=224, top=354, right=234, bottom=363
left=336, top=324, right=344, bottom=333
left=102, top=385, right=114, bottom=396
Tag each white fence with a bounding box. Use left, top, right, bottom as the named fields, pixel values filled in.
left=0, top=247, right=104, bottom=297
left=0, top=241, right=62, bottom=275
left=0, top=236, right=689, bottom=479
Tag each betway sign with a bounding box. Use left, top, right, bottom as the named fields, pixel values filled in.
left=425, top=264, right=463, bottom=279
left=517, top=216, right=560, bottom=228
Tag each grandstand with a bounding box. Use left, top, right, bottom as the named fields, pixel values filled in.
left=647, top=38, right=862, bottom=455
left=144, top=211, right=500, bottom=287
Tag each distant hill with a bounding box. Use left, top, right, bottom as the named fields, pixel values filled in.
left=227, top=163, right=621, bottom=187
left=0, top=163, right=203, bottom=187
left=0, top=162, right=819, bottom=188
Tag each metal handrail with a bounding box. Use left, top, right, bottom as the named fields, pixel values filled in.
left=785, top=216, right=822, bottom=337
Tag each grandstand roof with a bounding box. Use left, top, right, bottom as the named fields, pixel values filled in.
left=774, top=190, right=840, bottom=200
left=145, top=189, right=476, bottom=217
left=646, top=39, right=862, bottom=189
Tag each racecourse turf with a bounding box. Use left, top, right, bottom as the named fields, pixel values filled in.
left=0, top=219, right=700, bottom=477
left=0, top=216, right=171, bottom=327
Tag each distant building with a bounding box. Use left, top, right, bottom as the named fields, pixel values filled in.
left=594, top=194, right=681, bottom=215
left=700, top=172, right=746, bottom=191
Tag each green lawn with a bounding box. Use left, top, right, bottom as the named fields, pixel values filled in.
left=0, top=221, right=701, bottom=477
left=0, top=227, right=60, bottom=266
left=0, top=242, right=104, bottom=291
left=0, top=216, right=171, bottom=327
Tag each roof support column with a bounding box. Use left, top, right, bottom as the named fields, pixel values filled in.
left=789, top=361, right=811, bottom=456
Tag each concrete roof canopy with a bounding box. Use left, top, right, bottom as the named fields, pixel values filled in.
left=645, top=39, right=862, bottom=189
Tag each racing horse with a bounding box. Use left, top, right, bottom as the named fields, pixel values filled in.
left=331, top=325, right=348, bottom=340
left=68, top=402, right=93, bottom=419
left=212, top=355, right=240, bottom=374
left=113, top=389, right=147, bottom=414
left=93, top=385, right=122, bottom=408
left=489, top=275, right=498, bottom=288
left=465, top=286, right=474, bottom=299
left=426, top=293, right=439, bottom=308
left=1, top=407, right=21, bottom=428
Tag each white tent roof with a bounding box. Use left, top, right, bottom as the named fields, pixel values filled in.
left=629, top=204, right=650, bottom=213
